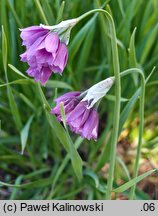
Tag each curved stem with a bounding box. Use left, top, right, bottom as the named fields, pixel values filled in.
left=77, top=9, right=121, bottom=199
left=119, top=68, right=144, bottom=79
left=118, top=68, right=145, bottom=199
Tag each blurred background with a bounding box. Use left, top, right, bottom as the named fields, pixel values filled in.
left=0, top=0, right=158, bottom=199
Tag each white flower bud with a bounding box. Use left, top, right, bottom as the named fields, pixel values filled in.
left=40, top=18, right=78, bottom=45
left=40, top=18, right=77, bottom=30
left=82, top=77, right=114, bottom=109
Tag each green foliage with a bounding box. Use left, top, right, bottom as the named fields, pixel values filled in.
left=113, top=169, right=156, bottom=193
left=0, top=0, right=158, bottom=200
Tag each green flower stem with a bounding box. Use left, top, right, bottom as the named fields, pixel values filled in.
left=37, top=83, right=51, bottom=111
left=119, top=68, right=144, bottom=80
left=78, top=9, right=121, bottom=199
left=119, top=68, right=145, bottom=199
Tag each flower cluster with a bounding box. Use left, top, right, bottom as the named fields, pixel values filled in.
left=51, top=78, right=114, bottom=140
left=51, top=92, right=99, bottom=140
left=20, top=19, right=77, bottom=85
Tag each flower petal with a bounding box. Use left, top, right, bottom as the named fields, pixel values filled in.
left=68, top=108, right=90, bottom=131
left=26, top=67, right=40, bottom=81
left=26, top=35, right=47, bottom=59
left=20, top=26, right=48, bottom=47
left=20, top=26, right=43, bottom=32
left=35, top=49, right=53, bottom=64
left=45, top=32, right=59, bottom=53
left=20, top=52, right=27, bottom=62
left=53, top=43, right=68, bottom=73
left=20, top=25, right=69, bottom=84
left=81, top=109, right=99, bottom=140
left=54, top=92, right=80, bottom=104
left=51, top=92, right=80, bottom=116
left=40, top=66, right=52, bottom=85
left=67, top=102, right=87, bottom=123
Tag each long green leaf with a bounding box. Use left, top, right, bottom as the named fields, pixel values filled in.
left=9, top=175, right=24, bottom=199
left=113, top=169, right=156, bottom=193
left=2, top=26, right=22, bottom=131
left=84, top=169, right=100, bottom=188
left=20, top=115, right=34, bottom=154
left=34, top=0, right=49, bottom=25
left=119, top=88, right=140, bottom=134
left=129, top=28, right=138, bottom=86
left=0, top=79, right=30, bottom=88
left=7, top=86, right=23, bottom=131
left=46, top=80, right=73, bottom=90
left=116, top=156, right=131, bottom=180
left=56, top=1, right=65, bottom=23
left=2, top=26, right=7, bottom=74
left=19, top=93, right=36, bottom=110
left=8, top=64, right=28, bottom=79
left=140, top=24, right=158, bottom=64
left=0, top=176, right=57, bottom=189
left=6, top=0, right=23, bottom=27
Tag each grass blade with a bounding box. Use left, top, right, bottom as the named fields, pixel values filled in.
left=56, top=1, right=65, bottom=23
left=140, top=24, right=158, bottom=64
left=20, top=115, right=34, bottom=154
left=2, top=26, right=7, bottom=74
left=2, top=26, right=22, bottom=131
left=0, top=79, right=30, bottom=88
left=46, top=80, right=73, bottom=90
left=113, top=169, right=156, bottom=193
left=129, top=27, right=138, bottom=86
left=8, top=64, right=29, bottom=79
left=34, top=0, right=49, bottom=25
left=6, top=0, right=23, bottom=28
left=84, top=169, right=100, bottom=188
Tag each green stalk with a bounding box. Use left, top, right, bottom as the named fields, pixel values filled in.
left=77, top=9, right=121, bottom=199
left=119, top=68, right=145, bottom=199
left=119, top=68, right=144, bottom=79
left=129, top=78, right=145, bottom=199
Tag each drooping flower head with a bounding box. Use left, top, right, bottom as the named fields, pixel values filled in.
left=51, top=77, right=114, bottom=141
left=20, top=19, right=77, bottom=85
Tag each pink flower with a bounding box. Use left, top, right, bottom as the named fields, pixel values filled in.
left=51, top=77, right=114, bottom=141
left=51, top=92, right=99, bottom=141
left=20, top=26, right=68, bottom=85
